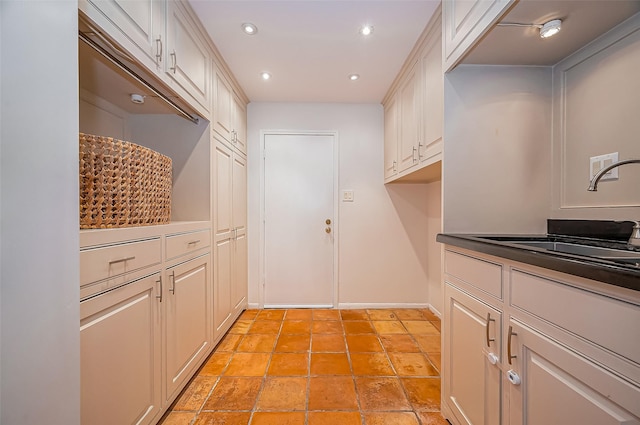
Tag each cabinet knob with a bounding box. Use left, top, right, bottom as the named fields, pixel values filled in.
left=325, top=227, right=331, bottom=234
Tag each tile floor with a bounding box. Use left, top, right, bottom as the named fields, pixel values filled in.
left=160, top=308, right=449, bottom=425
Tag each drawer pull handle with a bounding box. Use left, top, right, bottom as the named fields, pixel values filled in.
left=108, top=256, right=135, bottom=265
left=507, top=325, right=517, bottom=365
left=485, top=312, right=496, bottom=347
left=156, top=276, right=163, bottom=303
left=169, top=271, right=176, bottom=294
left=187, top=240, right=201, bottom=246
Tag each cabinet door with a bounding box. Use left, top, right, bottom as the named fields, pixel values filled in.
left=384, top=95, right=399, bottom=180
left=81, top=272, right=162, bottom=425
left=80, top=0, right=165, bottom=72
left=443, top=283, right=502, bottom=425
left=165, top=1, right=210, bottom=113
left=398, top=61, right=420, bottom=173
left=232, top=94, right=248, bottom=155
left=232, top=154, right=248, bottom=312
left=213, top=67, right=233, bottom=143
left=164, top=254, right=211, bottom=400
left=443, top=0, right=515, bottom=71
left=507, top=319, right=640, bottom=425
left=420, top=25, right=443, bottom=165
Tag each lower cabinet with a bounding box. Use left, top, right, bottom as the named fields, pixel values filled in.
left=164, top=253, right=212, bottom=401
left=81, top=272, right=162, bottom=425
left=442, top=246, right=640, bottom=425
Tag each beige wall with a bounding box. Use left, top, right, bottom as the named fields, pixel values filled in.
left=552, top=13, right=640, bottom=220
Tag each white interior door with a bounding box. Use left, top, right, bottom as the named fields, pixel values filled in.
left=263, top=133, right=335, bottom=307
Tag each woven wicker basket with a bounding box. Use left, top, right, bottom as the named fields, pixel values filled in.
left=79, top=133, right=172, bottom=229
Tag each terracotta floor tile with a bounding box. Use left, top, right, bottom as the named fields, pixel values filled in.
left=310, top=353, right=351, bottom=375
left=240, top=310, right=259, bottom=320
left=281, top=320, right=311, bottom=334
left=388, top=353, right=439, bottom=377
left=285, top=309, right=313, bottom=321
left=311, top=334, right=346, bottom=352
left=308, top=411, right=362, bottom=425
left=346, top=334, right=384, bottom=352
left=427, top=353, right=441, bottom=372
left=275, top=334, right=311, bottom=352
left=402, top=321, right=439, bottom=335
left=161, top=411, right=196, bottom=425
left=401, top=378, right=441, bottom=411
left=362, top=412, right=420, bottom=425
left=250, top=412, right=305, bottom=425
left=173, top=376, right=217, bottom=411
left=256, top=377, right=307, bottom=410
left=216, top=334, right=243, bottom=352
left=256, top=310, right=286, bottom=321
left=193, top=412, right=251, bottom=425
left=237, top=335, right=278, bottom=353
left=393, top=309, right=427, bottom=321
left=372, top=320, right=407, bottom=334
left=350, top=353, right=395, bottom=376
left=248, top=321, right=282, bottom=334
left=355, top=377, right=412, bottom=411
left=414, top=335, right=441, bottom=353
left=312, top=309, right=341, bottom=320
left=420, top=309, right=439, bottom=321
left=343, top=320, right=376, bottom=334
left=200, top=352, right=232, bottom=376
left=416, top=411, right=450, bottom=425
left=311, top=320, right=343, bottom=334
left=224, top=353, right=270, bottom=376
left=431, top=320, right=441, bottom=332
left=340, top=309, right=370, bottom=320
left=202, top=377, right=262, bottom=410
left=229, top=320, right=253, bottom=334
left=379, top=335, right=421, bottom=353
left=367, top=309, right=398, bottom=320
left=267, top=353, right=309, bottom=376
left=308, top=376, right=358, bottom=410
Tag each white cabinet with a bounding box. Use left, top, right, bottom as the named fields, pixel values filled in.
left=442, top=246, right=640, bottom=425
left=164, top=252, right=212, bottom=401
left=213, top=140, right=248, bottom=338
left=419, top=26, right=443, bottom=166
left=81, top=272, right=162, bottom=425
left=384, top=95, right=399, bottom=180
left=398, top=60, right=420, bottom=173
left=79, top=0, right=166, bottom=72
left=442, top=0, right=515, bottom=72
left=443, top=283, right=502, bottom=425
left=213, top=66, right=248, bottom=155
left=165, top=1, right=211, bottom=114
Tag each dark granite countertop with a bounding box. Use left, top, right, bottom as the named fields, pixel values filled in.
left=436, top=230, right=640, bottom=292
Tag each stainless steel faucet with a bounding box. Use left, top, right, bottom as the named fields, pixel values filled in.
left=587, top=158, right=640, bottom=247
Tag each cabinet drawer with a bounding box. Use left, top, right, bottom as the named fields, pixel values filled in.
left=166, top=229, right=210, bottom=261
left=510, top=269, right=640, bottom=366
left=80, top=238, right=162, bottom=287
left=444, top=250, right=503, bottom=298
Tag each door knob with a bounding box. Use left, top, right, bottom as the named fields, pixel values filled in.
left=326, top=219, right=331, bottom=225
left=325, top=227, right=331, bottom=234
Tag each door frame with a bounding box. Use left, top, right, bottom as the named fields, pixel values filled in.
left=258, top=130, right=340, bottom=308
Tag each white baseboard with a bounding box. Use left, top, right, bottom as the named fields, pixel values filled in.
left=337, top=302, right=430, bottom=310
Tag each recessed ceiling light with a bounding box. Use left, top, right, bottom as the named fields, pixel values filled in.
left=261, top=72, right=271, bottom=80
left=539, top=19, right=561, bottom=38
left=242, top=23, right=258, bottom=35
left=349, top=74, right=359, bottom=81
left=359, top=25, right=374, bottom=36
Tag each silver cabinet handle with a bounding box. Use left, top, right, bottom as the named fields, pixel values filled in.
left=108, top=256, right=135, bottom=265
left=507, top=325, right=518, bottom=365
left=169, top=271, right=175, bottom=294
left=155, top=36, right=163, bottom=62
left=187, top=239, right=201, bottom=246
left=485, top=312, right=496, bottom=347
left=393, top=160, right=397, bottom=172
left=170, top=50, right=177, bottom=73
left=156, top=276, right=163, bottom=302
left=412, top=146, right=418, bottom=162
left=418, top=142, right=424, bottom=159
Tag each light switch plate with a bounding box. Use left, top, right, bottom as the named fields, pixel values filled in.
left=342, top=190, right=354, bottom=202
left=589, top=152, right=619, bottom=181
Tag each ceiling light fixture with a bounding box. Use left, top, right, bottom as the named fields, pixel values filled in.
left=349, top=74, right=360, bottom=81
left=130, top=93, right=145, bottom=104
left=261, top=72, right=271, bottom=80
left=359, top=25, right=374, bottom=36
left=497, top=18, right=562, bottom=39
left=242, top=23, right=258, bottom=35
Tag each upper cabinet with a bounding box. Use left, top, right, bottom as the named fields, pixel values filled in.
left=383, top=8, right=443, bottom=183
left=213, top=65, right=248, bottom=155
left=442, top=0, right=515, bottom=71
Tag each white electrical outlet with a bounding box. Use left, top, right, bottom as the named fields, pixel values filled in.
left=589, top=152, right=619, bottom=181
left=342, top=190, right=354, bottom=202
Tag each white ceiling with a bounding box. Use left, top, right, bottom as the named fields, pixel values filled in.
left=188, top=1, right=441, bottom=103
